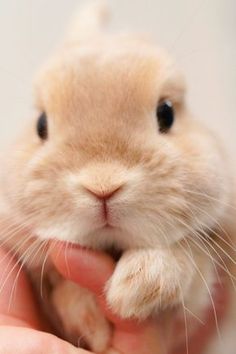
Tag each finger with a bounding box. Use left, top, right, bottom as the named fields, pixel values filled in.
left=51, top=242, right=115, bottom=294
left=0, top=326, right=90, bottom=354
left=111, top=321, right=165, bottom=354
left=0, top=247, right=44, bottom=329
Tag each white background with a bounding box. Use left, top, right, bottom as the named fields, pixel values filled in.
left=0, top=0, right=235, bottom=163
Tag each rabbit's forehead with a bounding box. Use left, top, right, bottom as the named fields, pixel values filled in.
left=36, top=43, right=177, bottom=123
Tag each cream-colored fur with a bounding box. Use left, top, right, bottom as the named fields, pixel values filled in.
left=0, top=2, right=235, bottom=353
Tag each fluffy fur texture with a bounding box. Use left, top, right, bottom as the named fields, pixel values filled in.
left=0, top=2, right=235, bottom=353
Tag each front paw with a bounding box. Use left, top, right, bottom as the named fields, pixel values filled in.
left=106, top=249, right=185, bottom=319
left=52, top=280, right=111, bottom=353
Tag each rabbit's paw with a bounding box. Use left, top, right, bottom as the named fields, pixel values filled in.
left=106, top=249, right=186, bottom=319
left=52, top=279, right=111, bottom=353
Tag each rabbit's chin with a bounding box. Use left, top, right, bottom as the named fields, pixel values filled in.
left=35, top=224, right=131, bottom=252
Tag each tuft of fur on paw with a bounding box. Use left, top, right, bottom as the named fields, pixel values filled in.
left=106, top=249, right=190, bottom=319
left=52, top=279, right=111, bottom=353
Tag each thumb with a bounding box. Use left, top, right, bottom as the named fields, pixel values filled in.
left=0, top=326, right=89, bottom=354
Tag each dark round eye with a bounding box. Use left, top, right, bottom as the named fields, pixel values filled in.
left=157, top=100, right=174, bottom=133
left=37, top=112, right=48, bottom=140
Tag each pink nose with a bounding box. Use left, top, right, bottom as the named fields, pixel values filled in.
left=84, top=185, right=122, bottom=200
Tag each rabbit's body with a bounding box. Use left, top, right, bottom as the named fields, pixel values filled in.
left=0, top=3, right=235, bottom=353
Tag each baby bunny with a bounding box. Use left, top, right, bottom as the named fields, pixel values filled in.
left=0, top=2, right=235, bottom=353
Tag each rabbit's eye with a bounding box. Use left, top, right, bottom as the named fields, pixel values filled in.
left=37, top=113, right=48, bottom=140
left=157, top=100, right=174, bottom=133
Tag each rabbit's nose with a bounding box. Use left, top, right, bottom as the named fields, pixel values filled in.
left=84, top=185, right=123, bottom=200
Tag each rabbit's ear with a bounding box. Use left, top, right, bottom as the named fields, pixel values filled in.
left=65, top=1, right=110, bottom=43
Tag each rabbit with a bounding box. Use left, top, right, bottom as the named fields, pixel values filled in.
left=0, top=2, right=235, bottom=353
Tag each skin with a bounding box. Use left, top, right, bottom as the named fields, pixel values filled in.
left=0, top=241, right=218, bottom=354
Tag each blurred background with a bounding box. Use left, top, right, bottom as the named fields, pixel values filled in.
left=0, top=0, right=235, bottom=163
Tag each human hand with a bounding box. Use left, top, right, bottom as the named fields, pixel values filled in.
left=0, top=247, right=87, bottom=354
left=0, top=245, right=164, bottom=354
